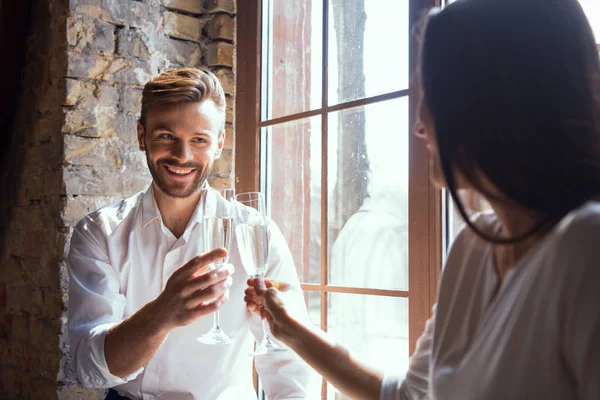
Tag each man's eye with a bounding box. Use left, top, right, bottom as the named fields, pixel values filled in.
left=158, top=133, right=174, bottom=140
left=193, top=137, right=208, bottom=143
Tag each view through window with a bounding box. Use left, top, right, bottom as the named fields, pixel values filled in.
left=579, top=0, right=600, bottom=45
left=254, top=1, right=437, bottom=398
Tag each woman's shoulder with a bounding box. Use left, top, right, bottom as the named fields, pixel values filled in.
left=548, top=202, right=600, bottom=337
left=555, top=201, right=600, bottom=234
left=549, top=201, right=600, bottom=257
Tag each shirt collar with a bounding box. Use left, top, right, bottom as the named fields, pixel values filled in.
left=141, top=183, right=209, bottom=232
left=187, top=192, right=205, bottom=227
left=180, top=184, right=211, bottom=242
left=141, top=185, right=161, bottom=228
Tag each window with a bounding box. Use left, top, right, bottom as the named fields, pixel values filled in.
left=579, top=0, right=600, bottom=45
left=237, top=0, right=442, bottom=398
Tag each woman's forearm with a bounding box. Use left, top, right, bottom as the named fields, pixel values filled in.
left=284, top=318, right=383, bottom=400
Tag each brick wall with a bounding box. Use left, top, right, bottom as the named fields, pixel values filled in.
left=0, top=0, right=236, bottom=398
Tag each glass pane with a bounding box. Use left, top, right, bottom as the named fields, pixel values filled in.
left=580, top=0, right=600, bottom=44
left=328, top=97, right=409, bottom=290
left=262, top=116, right=321, bottom=284
left=445, top=193, right=464, bottom=254
left=304, top=290, right=321, bottom=327
left=328, top=0, right=409, bottom=105
left=327, top=294, right=409, bottom=400
left=261, top=0, right=323, bottom=120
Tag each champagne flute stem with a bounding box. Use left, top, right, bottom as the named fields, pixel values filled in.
left=258, top=272, right=270, bottom=341
left=214, top=311, right=220, bottom=329
left=212, top=261, right=224, bottom=329
left=261, top=318, right=270, bottom=341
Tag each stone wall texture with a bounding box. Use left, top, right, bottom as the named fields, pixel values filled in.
left=0, top=0, right=236, bottom=398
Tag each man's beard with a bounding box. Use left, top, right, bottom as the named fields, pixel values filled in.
left=146, top=153, right=213, bottom=199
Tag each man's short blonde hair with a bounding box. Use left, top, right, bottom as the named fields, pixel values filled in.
left=140, top=67, right=226, bottom=130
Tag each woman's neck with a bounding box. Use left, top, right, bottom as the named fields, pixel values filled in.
left=487, top=200, right=544, bottom=280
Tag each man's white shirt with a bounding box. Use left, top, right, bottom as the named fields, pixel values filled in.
left=67, top=186, right=320, bottom=400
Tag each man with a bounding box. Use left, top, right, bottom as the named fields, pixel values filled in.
left=67, top=68, right=319, bottom=399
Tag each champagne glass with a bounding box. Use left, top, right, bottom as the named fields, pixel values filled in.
left=234, top=192, right=287, bottom=356
left=197, top=187, right=235, bottom=345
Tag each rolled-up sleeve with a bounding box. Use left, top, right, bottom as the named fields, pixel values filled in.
left=250, top=220, right=321, bottom=399
left=380, top=306, right=435, bottom=400
left=67, top=217, right=143, bottom=388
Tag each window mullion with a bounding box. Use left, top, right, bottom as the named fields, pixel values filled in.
left=320, top=0, right=330, bottom=398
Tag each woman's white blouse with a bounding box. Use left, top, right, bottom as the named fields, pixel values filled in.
left=381, top=202, right=600, bottom=400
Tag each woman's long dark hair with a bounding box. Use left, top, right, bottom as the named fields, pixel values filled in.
left=420, top=0, right=600, bottom=243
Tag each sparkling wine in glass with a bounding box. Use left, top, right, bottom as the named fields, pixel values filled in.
left=197, top=187, right=235, bottom=345
left=234, top=192, right=287, bottom=356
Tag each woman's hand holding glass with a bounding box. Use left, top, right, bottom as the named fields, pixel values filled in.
left=244, top=278, right=298, bottom=345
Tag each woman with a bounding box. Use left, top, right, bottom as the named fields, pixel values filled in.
left=244, top=0, right=600, bottom=399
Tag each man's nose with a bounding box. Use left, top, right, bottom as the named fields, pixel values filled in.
left=172, top=141, right=194, bottom=163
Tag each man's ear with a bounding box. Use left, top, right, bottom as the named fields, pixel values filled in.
left=137, top=121, right=146, bottom=151
left=215, top=130, right=225, bottom=159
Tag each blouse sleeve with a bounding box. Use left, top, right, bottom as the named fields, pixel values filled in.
left=380, top=305, right=436, bottom=400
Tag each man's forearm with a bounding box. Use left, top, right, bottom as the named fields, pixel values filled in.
left=104, top=299, right=170, bottom=378
left=285, top=319, right=383, bottom=400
